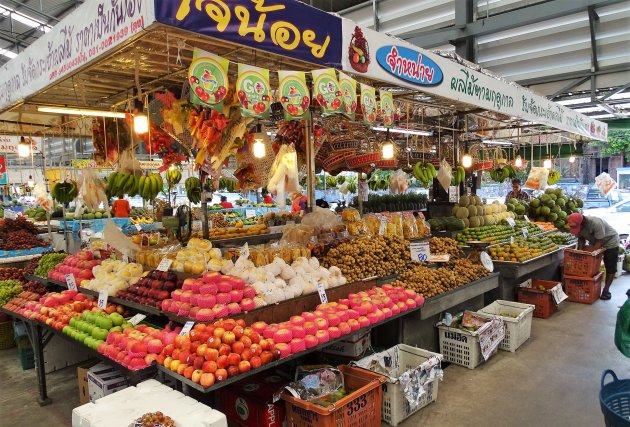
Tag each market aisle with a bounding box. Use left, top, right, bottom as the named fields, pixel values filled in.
left=401, top=277, right=630, bottom=427
left=0, top=279, right=628, bottom=427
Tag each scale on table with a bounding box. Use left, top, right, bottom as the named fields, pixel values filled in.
left=162, top=206, right=192, bottom=244
left=466, top=240, right=494, bottom=272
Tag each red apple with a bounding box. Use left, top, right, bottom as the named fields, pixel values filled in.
left=227, top=352, right=241, bottom=366
left=238, top=360, right=251, bottom=373
left=202, top=360, right=217, bottom=373
left=216, top=355, right=229, bottom=369
left=204, top=347, right=218, bottom=362
left=191, top=369, right=203, bottom=384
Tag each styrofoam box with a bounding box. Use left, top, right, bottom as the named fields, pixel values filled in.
left=476, top=300, right=534, bottom=352
left=87, top=367, right=127, bottom=402
left=323, top=330, right=371, bottom=357
left=72, top=380, right=227, bottom=427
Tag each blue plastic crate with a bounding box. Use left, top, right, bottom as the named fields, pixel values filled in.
left=601, top=370, right=630, bottom=427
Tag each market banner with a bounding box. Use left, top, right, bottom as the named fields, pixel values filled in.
left=340, top=19, right=607, bottom=142
left=188, top=48, right=229, bottom=111
left=360, top=84, right=377, bottom=126
left=278, top=70, right=310, bottom=121
left=379, top=90, right=394, bottom=128
left=0, top=155, right=6, bottom=185
left=312, top=68, right=343, bottom=116
left=236, top=64, right=271, bottom=119
left=0, top=136, right=42, bottom=154
left=155, top=0, right=342, bottom=67
left=338, top=72, right=358, bottom=120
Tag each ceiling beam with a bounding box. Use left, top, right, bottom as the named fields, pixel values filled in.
left=599, top=82, right=630, bottom=101
left=0, top=0, right=60, bottom=24
left=517, top=64, right=630, bottom=86
left=404, top=0, right=626, bottom=48
left=549, top=76, right=591, bottom=100
left=587, top=5, right=599, bottom=101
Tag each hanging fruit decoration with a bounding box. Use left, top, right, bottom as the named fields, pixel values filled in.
left=165, top=168, right=182, bottom=186
left=51, top=180, right=78, bottom=204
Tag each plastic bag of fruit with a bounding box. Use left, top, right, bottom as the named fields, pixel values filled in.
left=525, top=167, right=549, bottom=190
left=301, top=206, right=342, bottom=232
left=402, top=212, right=419, bottom=239
left=274, top=366, right=345, bottom=406
left=595, top=172, right=617, bottom=197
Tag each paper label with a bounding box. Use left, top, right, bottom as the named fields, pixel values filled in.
left=448, top=186, right=458, bottom=202
left=128, top=314, right=146, bottom=326
left=428, top=254, right=450, bottom=262
left=240, top=242, right=250, bottom=259
left=122, top=252, right=129, bottom=263
left=245, top=209, right=256, bottom=218
left=65, top=274, right=77, bottom=291
left=179, top=321, right=195, bottom=336
left=378, top=217, right=387, bottom=235
left=478, top=318, right=505, bottom=361
left=524, top=215, right=530, bottom=222
left=316, top=282, right=328, bottom=304
left=157, top=258, right=173, bottom=272
left=522, top=227, right=529, bottom=238
left=4, top=210, right=17, bottom=219
left=135, top=224, right=142, bottom=231
left=410, top=241, right=430, bottom=262
left=550, top=283, right=568, bottom=304
left=97, top=290, right=108, bottom=309
left=506, top=217, right=516, bottom=227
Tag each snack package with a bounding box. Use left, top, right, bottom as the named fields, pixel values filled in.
left=341, top=207, right=361, bottom=223
left=402, top=212, right=419, bottom=239
left=415, top=212, right=431, bottom=237
left=595, top=172, right=617, bottom=197
left=363, top=213, right=381, bottom=236
left=437, top=160, right=452, bottom=192
left=281, top=224, right=316, bottom=246
left=525, top=167, right=549, bottom=190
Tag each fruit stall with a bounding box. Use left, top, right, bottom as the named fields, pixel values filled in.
left=0, top=0, right=609, bottom=425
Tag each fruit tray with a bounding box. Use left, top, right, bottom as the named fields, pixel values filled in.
left=490, top=247, right=562, bottom=265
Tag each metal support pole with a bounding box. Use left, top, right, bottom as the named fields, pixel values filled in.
left=305, top=111, right=316, bottom=211
left=30, top=323, right=51, bottom=406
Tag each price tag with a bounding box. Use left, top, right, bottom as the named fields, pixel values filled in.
left=179, top=321, right=195, bottom=336
left=92, top=249, right=101, bottom=259
left=122, top=249, right=129, bottom=263
left=157, top=258, right=172, bottom=272
left=506, top=217, right=516, bottom=227
left=522, top=227, right=529, bottom=238
left=510, top=236, right=514, bottom=244
left=4, top=210, right=17, bottom=219
left=128, top=314, right=146, bottom=326
left=410, top=241, right=430, bottom=262
left=378, top=217, right=387, bottom=235
left=240, top=242, right=250, bottom=259
left=550, top=283, right=568, bottom=304
left=135, top=224, right=142, bottom=231
left=245, top=209, right=256, bottom=218
left=448, top=186, right=458, bottom=202
left=316, top=282, right=328, bottom=304
left=523, top=215, right=530, bottom=222
left=97, top=290, right=108, bottom=309
left=65, top=274, right=77, bottom=291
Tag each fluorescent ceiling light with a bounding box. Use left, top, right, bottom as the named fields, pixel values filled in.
left=589, top=114, right=614, bottom=119
left=608, top=92, right=630, bottom=101
left=0, top=5, right=51, bottom=32
left=482, top=139, right=513, bottom=146
left=38, top=106, right=126, bottom=118
left=372, top=127, right=433, bottom=136
left=0, top=48, right=16, bottom=59
left=574, top=106, right=603, bottom=113
left=556, top=97, right=591, bottom=106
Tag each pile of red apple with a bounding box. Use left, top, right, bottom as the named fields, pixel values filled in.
left=98, top=324, right=179, bottom=370
left=3, top=290, right=42, bottom=313
left=47, top=250, right=103, bottom=283
left=20, top=289, right=94, bottom=330
left=116, top=270, right=182, bottom=309
left=160, top=272, right=256, bottom=321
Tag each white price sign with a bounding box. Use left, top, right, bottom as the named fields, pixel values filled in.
left=522, top=227, right=529, bottom=238
left=316, top=282, right=328, bottom=304
left=550, top=283, right=568, bottom=304
left=179, top=321, right=195, bottom=336
left=65, top=274, right=77, bottom=291
left=97, top=290, right=108, bottom=309
left=506, top=217, right=516, bottom=227
left=135, top=224, right=142, bottom=231
left=510, top=236, right=514, bottom=244
left=157, top=258, right=173, bottom=272
left=245, top=209, right=256, bottom=218
left=128, top=314, right=146, bottom=326
left=410, top=241, right=430, bottom=262
left=240, top=242, right=250, bottom=259
left=523, top=215, right=530, bottom=222
left=122, top=250, right=129, bottom=263
left=378, top=217, right=387, bottom=236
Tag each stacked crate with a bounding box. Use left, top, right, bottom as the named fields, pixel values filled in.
left=563, top=248, right=605, bottom=304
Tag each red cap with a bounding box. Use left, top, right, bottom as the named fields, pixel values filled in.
left=567, top=213, right=583, bottom=235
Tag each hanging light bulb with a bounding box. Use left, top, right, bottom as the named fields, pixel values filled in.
left=569, top=155, right=576, bottom=163
left=133, top=114, right=148, bottom=134
left=515, top=155, right=523, bottom=168
left=168, top=164, right=176, bottom=171
left=252, top=123, right=268, bottom=158
left=18, top=137, right=30, bottom=158
left=27, top=175, right=34, bottom=188
left=543, top=158, right=552, bottom=169
left=382, top=141, right=395, bottom=159
left=462, top=153, right=473, bottom=168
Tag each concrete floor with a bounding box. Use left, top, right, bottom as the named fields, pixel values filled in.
left=1, top=278, right=629, bottom=427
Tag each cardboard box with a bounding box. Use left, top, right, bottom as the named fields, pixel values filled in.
left=322, top=330, right=371, bottom=357
left=87, top=362, right=127, bottom=402
left=219, top=371, right=289, bottom=427
left=77, top=362, right=99, bottom=405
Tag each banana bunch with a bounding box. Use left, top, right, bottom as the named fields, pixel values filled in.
left=489, top=165, right=516, bottom=183
left=130, top=216, right=154, bottom=225
left=547, top=169, right=560, bottom=185
left=503, top=164, right=517, bottom=179
left=166, top=168, right=182, bottom=186
left=51, top=180, right=78, bottom=204
left=185, top=177, right=202, bottom=203
left=138, top=173, right=164, bottom=201
left=451, top=166, right=466, bottom=186
left=412, top=162, right=437, bottom=187
left=106, top=172, right=140, bottom=198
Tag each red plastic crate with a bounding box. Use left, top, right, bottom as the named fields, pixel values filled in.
left=517, top=279, right=560, bottom=318
left=564, top=272, right=603, bottom=304
left=563, top=248, right=604, bottom=277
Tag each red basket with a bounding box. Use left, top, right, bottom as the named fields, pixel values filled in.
left=563, top=248, right=604, bottom=277
left=282, top=365, right=386, bottom=427
left=517, top=279, right=560, bottom=318
left=564, top=272, right=603, bottom=304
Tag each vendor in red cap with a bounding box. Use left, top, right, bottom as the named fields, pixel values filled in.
left=567, top=213, right=619, bottom=300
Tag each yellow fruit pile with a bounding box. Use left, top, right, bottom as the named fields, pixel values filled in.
left=429, top=237, right=463, bottom=257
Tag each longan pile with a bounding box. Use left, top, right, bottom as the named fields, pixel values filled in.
left=429, top=237, right=463, bottom=257
left=131, top=411, right=175, bottom=427
left=322, top=235, right=410, bottom=282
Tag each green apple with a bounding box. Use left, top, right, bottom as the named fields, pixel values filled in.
left=96, top=317, right=113, bottom=330
left=109, top=312, right=124, bottom=327
left=91, top=327, right=108, bottom=341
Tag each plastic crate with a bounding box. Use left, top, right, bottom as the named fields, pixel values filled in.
left=354, top=344, right=442, bottom=426
left=616, top=255, right=623, bottom=278
left=282, top=365, right=386, bottom=427
left=476, top=300, right=534, bottom=352
left=0, top=321, right=15, bottom=350
left=19, top=348, right=34, bottom=370
left=600, top=370, right=630, bottom=427
left=518, top=279, right=560, bottom=318
left=436, top=318, right=502, bottom=370
left=564, top=272, right=604, bottom=304
left=564, top=248, right=604, bottom=277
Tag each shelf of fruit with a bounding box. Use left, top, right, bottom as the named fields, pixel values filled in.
left=507, top=188, right=583, bottom=232
left=547, top=231, right=578, bottom=247
left=454, top=221, right=544, bottom=245
left=487, top=235, right=560, bottom=264
left=155, top=285, right=424, bottom=393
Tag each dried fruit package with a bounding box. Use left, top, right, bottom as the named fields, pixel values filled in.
left=268, top=144, right=301, bottom=210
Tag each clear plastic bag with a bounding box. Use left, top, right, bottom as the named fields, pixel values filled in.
left=595, top=172, right=617, bottom=197
left=436, top=160, right=452, bottom=192
left=274, top=367, right=345, bottom=406
left=525, top=167, right=548, bottom=190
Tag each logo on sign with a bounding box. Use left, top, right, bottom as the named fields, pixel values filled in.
left=376, top=45, right=443, bottom=86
